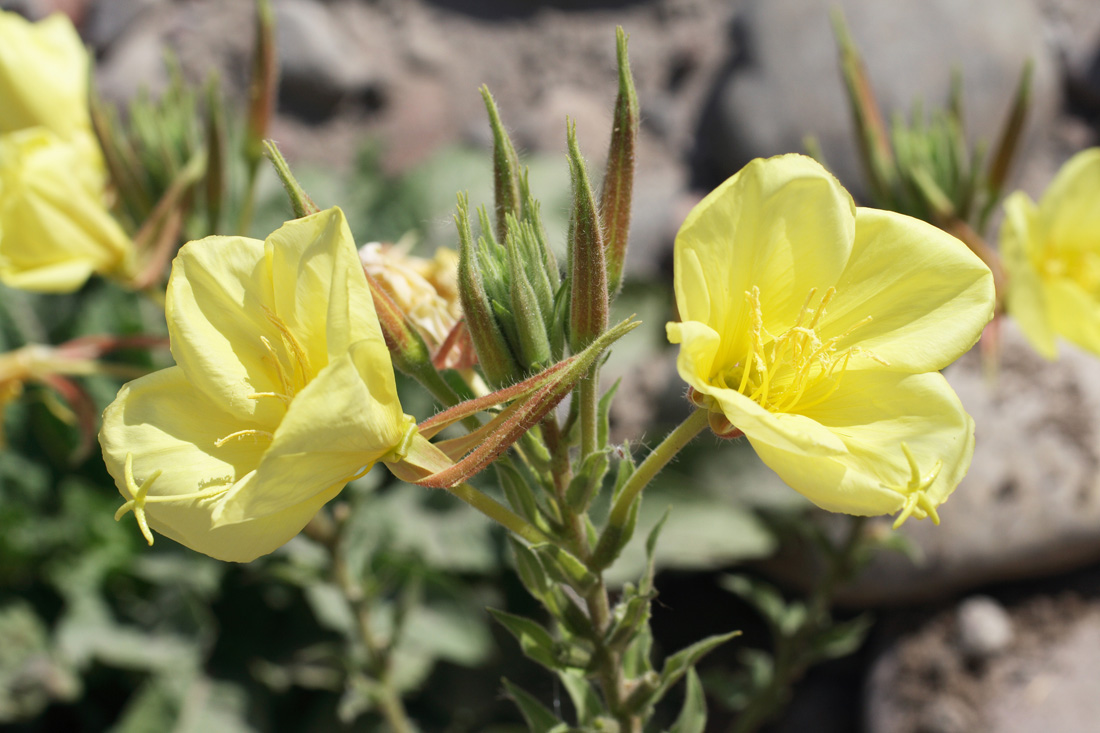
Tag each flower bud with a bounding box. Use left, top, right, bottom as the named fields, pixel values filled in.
left=600, top=27, right=639, bottom=298
left=567, top=121, right=609, bottom=353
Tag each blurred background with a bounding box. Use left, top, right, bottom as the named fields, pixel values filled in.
left=2, top=0, right=1100, bottom=731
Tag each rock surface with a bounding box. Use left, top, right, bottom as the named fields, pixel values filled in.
left=694, top=0, right=1061, bottom=194
left=866, top=593, right=1100, bottom=733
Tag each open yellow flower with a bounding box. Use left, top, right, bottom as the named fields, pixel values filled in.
left=1001, top=147, right=1100, bottom=359
left=0, top=128, right=133, bottom=292
left=666, top=155, right=994, bottom=523
left=0, top=10, right=91, bottom=138
left=99, top=208, right=411, bottom=562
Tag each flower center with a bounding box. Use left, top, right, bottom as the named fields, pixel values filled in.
left=1043, top=249, right=1100, bottom=297
left=213, top=308, right=314, bottom=449
left=714, top=286, right=883, bottom=413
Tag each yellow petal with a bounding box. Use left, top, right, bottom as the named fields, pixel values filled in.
left=1045, top=277, right=1100, bottom=354
left=0, top=128, right=131, bottom=292
left=748, top=371, right=974, bottom=517
left=217, top=339, right=406, bottom=523
left=165, top=233, right=286, bottom=423
left=666, top=319, right=721, bottom=392
left=0, top=11, right=90, bottom=137
left=267, top=207, right=386, bottom=370
left=1000, top=191, right=1057, bottom=358
left=1040, top=148, right=1100, bottom=253
left=99, top=367, right=267, bottom=548
left=673, top=154, right=855, bottom=352
left=816, top=208, right=994, bottom=372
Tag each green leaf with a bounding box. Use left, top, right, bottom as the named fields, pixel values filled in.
left=558, top=670, right=602, bottom=727
left=509, top=536, right=550, bottom=602
left=303, top=582, right=356, bottom=638
left=668, top=668, right=707, bottom=733
left=501, top=678, right=566, bottom=733
left=653, top=631, right=740, bottom=706
left=810, top=614, right=873, bottom=663
left=564, top=449, right=609, bottom=512
left=641, top=507, right=671, bottom=595
left=721, top=575, right=804, bottom=637
left=532, top=544, right=597, bottom=594
left=622, top=623, right=653, bottom=679
left=596, top=378, right=621, bottom=449
left=488, top=609, right=563, bottom=672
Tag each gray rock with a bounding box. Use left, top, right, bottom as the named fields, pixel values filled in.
left=866, top=598, right=1100, bottom=733
left=985, top=610, right=1100, bottom=733
left=1037, top=0, right=1100, bottom=109
left=82, top=0, right=164, bottom=52
left=273, top=0, right=383, bottom=120
left=93, top=13, right=169, bottom=105
left=957, top=596, right=1014, bottom=661
left=697, top=0, right=1059, bottom=194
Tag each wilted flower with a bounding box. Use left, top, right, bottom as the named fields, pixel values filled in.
left=360, top=242, right=462, bottom=349
left=1001, top=147, right=1100, bottom=359
left=666, top=154, right=994, bottom=524
left=0, top=128, right=133, bottom=292
left=0, top=10, right=91, bottom=138
left=100, top=208, right=411, bottom=562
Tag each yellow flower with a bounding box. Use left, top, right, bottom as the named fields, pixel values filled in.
left=0, top=127, right=133, bottom=292
left=666, top=155, right=994, bottom=524
left=0, top=10, right=91, bottom=138
left=99, top=208, right=411, bottom=562
left=1001, top=147, right=1100, bottom=359
left=359, top=242, right=462, bottom=350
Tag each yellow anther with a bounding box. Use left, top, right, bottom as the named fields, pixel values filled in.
left=248, top=391, right=292, bottom=406
left=115, top=453, right=160, bottom=545
left=888, top=442, right=943, bottom=529
left=214, top=429, right=275, bottom=448
left=262, top=306, right=312, bottom=391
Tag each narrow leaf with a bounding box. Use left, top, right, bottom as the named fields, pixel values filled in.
left=653, top=631, right=741, bottom=705
left=668, top=668, right=707, bottom=733
left=489, top=609, right=563, bottom=672
left=501, top=678, right=565, bottom=733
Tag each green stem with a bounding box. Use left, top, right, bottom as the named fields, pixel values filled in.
left=608, top=407, right=709, bottom=527
left=579, top=368, right=599, bottom=458
left=584, top=579, right=639, bottom=730
left=236, top=158, right=260, bottom=235
left=313, top=514, right=417, bottom=733
left=448, top=482, right=551, bottom=545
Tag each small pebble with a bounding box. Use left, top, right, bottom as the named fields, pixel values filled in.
left=957, top=595, right=1014, bottom=661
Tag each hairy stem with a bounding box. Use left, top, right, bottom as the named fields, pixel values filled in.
left=609, top=407, right=709, bottom=527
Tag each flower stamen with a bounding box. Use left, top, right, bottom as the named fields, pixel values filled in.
left=262, top=306, right=312, bottom=392
left=724, top=286, right=882, bottom=414
left=214, top=429, right=275, bottom=447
